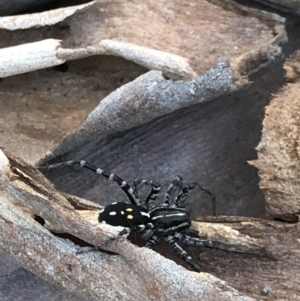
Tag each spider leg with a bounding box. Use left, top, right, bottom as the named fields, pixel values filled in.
left=175, top=182, right=216, bottom=216
left=97, top=227, right=131, bottom=248
left=175, top=232, right=242, bottom=252
left=173, top=232, right=214, bottom=248
left=133, top=179, right=161, bottom=210
left=145, top=234, right=160, bottom=249
left=137, top=222, right=155, bottom=241
left=40, top=160, right=140, bottom=206
left=76, top=228, right=131, bottom=255
left=164, top=235, right=201, bottom=272
left=164, top=175, right=183, bottom=206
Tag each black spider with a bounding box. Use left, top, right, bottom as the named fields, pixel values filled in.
left=43, top=160, right=217, bottom=272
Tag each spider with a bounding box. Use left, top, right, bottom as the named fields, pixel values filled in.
left=43, top=160, right=217, bottom=272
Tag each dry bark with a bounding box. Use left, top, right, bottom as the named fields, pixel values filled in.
left=237, top=50, right=300, bottom=298
left=42, top=63, right=238, bottom=161
left=251, top=50, right=300, bottom=220
left=193, top=216, right=300, bottom=301
left=0, top=0, right=285, bottom=78
left=0, top=2, right=95, bottom=28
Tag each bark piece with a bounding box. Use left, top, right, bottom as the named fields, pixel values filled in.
left=0, top=2, right=96, bottom=29
left=284, top=50, right=300, bottom=82
left=250, top=50, right=300, bottom=219
left=0, top=38, right=195, bottom=80
left=192, top=221, right=266, bottom=255
left=43, top=62, right=238, bottom=161
left=100, top=39, right=197, bottom=80
left=192, top=217, right=300, bottom=301
left=0, top=0, right=286, bottom=165
left=253, top=0, right=300, bottom=15
left=0, top=0, right=286, bottom=77
left=0, top=39, right=65, bottom=77
left=0, top=38, right=108, bottom=78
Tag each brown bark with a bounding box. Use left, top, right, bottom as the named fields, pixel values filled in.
left=0, top=0, right=286, bottom=165
left=251, top=50, right=300, bottom=220
left=233, top=50, right=300, bottom=299
left=193, top=216, right=300, bottom=300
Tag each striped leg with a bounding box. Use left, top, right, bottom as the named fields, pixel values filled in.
left=164, top=235, right=201, bottom=272
left=133, top=179, right=161, bottom=210
left=174, top=183, right=199, bottom=207
left=175, top=233, right=241, bottom=252
left=138, top=223, right=155, bottom=241
left=175, top=182, right=216, bottom=216
left=173, top=232, right=214, bottom=248
left=164, top=175, right=183, bottom=206
left=40, top=160, right=141, bottom=205
left=145, top=234, right=160, bottom=249
left=77, top=228, right=131, bottom=255
left=97, top=227, right=131, bottom=248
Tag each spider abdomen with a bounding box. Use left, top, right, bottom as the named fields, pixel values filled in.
left=150, top=207, right=190, bottom=235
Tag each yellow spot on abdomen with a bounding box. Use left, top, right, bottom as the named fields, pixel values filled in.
left=127, top=215, right=134, bottom=219
left=126, top=208, right=133, bottom=212
left=109, top=211, right=117, bottom=216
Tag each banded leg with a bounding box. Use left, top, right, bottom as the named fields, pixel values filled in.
left=138, top=223, right=155, bottom=241
left=133, top=179, right=161, bottom=210
left=175, top=182, right=216, bottom=216
left=145, top=234, right=160, bottom=249
left=173, top=232, right=214, bottom=248
left=40, top=160, right=140, bottom=205
left=76, top=228, right=131, bottom=255
left=175, top=233, right=241, bottom=252
left=164, top=175, right=183, bottom=206
left=164, top=235, right=200, bottom=272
